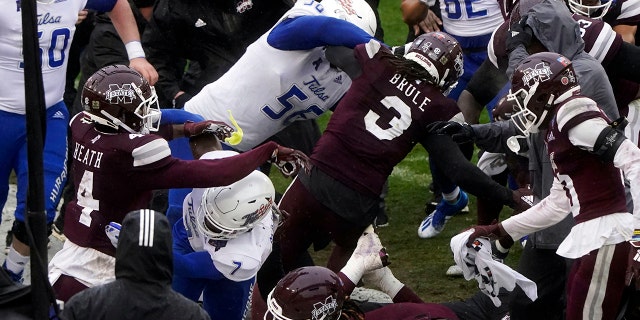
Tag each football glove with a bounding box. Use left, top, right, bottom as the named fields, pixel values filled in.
left=426, top=121, right=475, bottom=143
left=466, top=220, right=512, bottom=249
left=271, top=146, right=311, bottom=178
left=183, top=120, right=235, bottom=140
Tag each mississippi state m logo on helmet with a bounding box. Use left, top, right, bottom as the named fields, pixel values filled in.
left=106, top=84, right=136, bottom=105
left=311, top=296, right=340, bottom=320
left=521, top=63, right=552, bottom=88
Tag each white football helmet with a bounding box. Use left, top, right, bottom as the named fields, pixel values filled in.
left=567, top=0, right=612, bottom=19
left=320, top=0, right=377, bottom=36
left=196, top=170, right=275, bottom=240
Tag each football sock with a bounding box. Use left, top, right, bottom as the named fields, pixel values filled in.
left=5, top=245, right=29, bottom=275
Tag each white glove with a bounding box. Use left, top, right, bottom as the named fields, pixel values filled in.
left=340, top=225, right=389, bottom=284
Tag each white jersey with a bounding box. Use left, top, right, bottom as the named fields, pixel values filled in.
left=183, top=150, right=275, bottom=282
left=439, top=0, right=504, bottom=37
left=0, top=0, right=88, bottom=114
left=184, top=1, right=351, bottom=152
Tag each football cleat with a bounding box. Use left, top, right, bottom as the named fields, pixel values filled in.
left=418, top=191, right=468, bottom=239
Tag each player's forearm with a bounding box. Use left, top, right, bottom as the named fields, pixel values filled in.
left=108, top=0, right=141, bottom=45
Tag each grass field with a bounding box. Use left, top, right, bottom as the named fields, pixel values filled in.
left=269, top=1, right=523, bottom=304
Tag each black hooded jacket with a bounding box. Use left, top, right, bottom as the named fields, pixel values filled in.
left=61, top=210, right=210, bottom=320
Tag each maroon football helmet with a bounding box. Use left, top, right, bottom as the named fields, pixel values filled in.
left=404, top=31, right=464, bottom=94
left=265, top=266, right=345, bottom=320
left=507, top=52, right=580, bottom=135
left=81, top=64, right=160, bottom=134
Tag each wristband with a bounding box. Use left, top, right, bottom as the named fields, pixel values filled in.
left=125, top=41, right=146, bottom=60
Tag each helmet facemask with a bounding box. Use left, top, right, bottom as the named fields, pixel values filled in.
left=507, top=81, right=555, bottom=137
left=99, top=83, right=161, bottom=134
left=567, top=0, right=612, bottom=19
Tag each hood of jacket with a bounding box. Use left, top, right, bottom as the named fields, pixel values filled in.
left=115, top=209, right=173, bottom=286
left=524, top=0, right=585, bottom=60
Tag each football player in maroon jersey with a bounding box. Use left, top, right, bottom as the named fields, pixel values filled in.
left=47, top=65, right=310, bottom=302
left=251, top=32, right=533, bottom=319
left=463, top=52, right=640, bottom=320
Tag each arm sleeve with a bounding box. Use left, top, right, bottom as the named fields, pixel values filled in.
left=267, top=16, right=374, bottom=50
left=139, top=141, right=278, bottom=190
left=613, top=140, right=640, bottom=229
left=173, top=251, right=226, bottom=280
left=470, top=121, right=519, bottom=153
left=501, top=179, right=572, bottom=240
left=420, top=134, right=514, bottom=206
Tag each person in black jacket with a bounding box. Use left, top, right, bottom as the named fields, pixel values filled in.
left=61, top=209, right=210, bottom=320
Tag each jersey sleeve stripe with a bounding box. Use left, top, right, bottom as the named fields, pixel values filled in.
left=487, top=28, right=499, bottom=69
left=132, top=139, right=171, bottom=167
left=556, top=97, right=600, bottom=131
left=619, top=1, right=640, bottom=20
left=589, top=25, right=617, bottom=63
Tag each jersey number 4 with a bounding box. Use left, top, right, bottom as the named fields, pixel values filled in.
left=76, top=170, right=99, bottom=227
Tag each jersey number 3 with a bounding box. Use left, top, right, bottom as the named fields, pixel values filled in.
left=365, top=96, right=412, bottom=140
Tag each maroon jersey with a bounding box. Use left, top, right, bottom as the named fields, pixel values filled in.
left=545, top=96, right=627, bottom=224
left=311, top=42, right=460, bottom=197
left=65, top=113, right=277, bottom=256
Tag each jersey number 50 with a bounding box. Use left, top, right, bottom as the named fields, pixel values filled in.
left=19, top=28, right=71, bottom=69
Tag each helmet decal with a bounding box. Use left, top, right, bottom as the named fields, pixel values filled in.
left=106, top=83, right=136, bottom=105
left=521, top=62, right=553, bottom=88
left=312, top=296, right=340, bottom=320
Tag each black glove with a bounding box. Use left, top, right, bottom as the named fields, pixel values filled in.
left=427, top=121, right=475, bottom=143
left=506, top=15, right=533, bottom=53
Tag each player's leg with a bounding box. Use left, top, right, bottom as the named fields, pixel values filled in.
left=0, top=110, right=26, bottom=282
left=565, top=243, right=628, bottom=320
left=202, top=277, right=254, bottom=320
left=418, top=161, right=468, bottom=239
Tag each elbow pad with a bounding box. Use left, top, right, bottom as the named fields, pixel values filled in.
left=592, top=126, right=626, bottom=162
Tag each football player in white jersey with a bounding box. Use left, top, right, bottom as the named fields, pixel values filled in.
left=0, top=0, right=157, bottom=283
left=172, top=135, right=281, bottom=319
left=163, top=0, right=379, bottom=225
